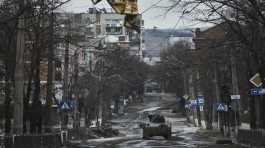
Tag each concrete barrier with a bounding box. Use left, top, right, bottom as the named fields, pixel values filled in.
left=14, top=135, right=42, bottom=148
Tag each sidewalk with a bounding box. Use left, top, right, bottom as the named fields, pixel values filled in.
left=196, top=129, right=243, bottom=148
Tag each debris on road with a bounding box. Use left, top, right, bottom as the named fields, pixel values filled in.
left=69, top=127, right=121, bottom=140
left=215, top=139, right=233, bottom=144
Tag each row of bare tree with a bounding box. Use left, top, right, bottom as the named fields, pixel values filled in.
left=76, top=47, right=148, bottom=128
left=155, top=0, right=265, bottom=133
left=0, top=0, right=83, bottom=135
left=0, top=0, right=148, bottom=135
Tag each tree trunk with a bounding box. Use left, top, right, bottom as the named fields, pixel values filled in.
left=13, top=5, right=26, bottom=134
left=213, top=63, right=221, bottom=129
left=23, top=59, right=33, bottom=134
left=114, top=97, right=119, bottom=114
left=45, top=6, right=55, bottom=133
left=62, top=29, right=70, bottom=129
left=230, top=46, right=240, bottom=135
left=30, top=34, right=42, bottom=134
left=73, top=51, right=80, bottom=129
left=4, top=62, right=12, bottom=134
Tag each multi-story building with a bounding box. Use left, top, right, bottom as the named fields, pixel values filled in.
left=85, top=8, right=144, bottom=58
left=53, top=9, right=145, bottom=127
left=55, top=8, right=144, bottom=72
left=53, top=9, right=144, bottom=101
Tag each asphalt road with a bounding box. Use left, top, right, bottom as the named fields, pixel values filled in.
left=70, top=93, right=242, bottom=148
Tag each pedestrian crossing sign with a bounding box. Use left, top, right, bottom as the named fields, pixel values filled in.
left=61, top=102, right=70, bottom=110
left=217, top=103, right=228, bottom=112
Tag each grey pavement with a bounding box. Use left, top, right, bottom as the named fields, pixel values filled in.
left=69, top=93, right=243, bottom=148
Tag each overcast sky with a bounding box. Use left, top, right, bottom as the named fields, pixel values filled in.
left=60, top=0, right=209, bottom=29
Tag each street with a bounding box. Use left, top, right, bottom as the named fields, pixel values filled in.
left=1, top=0, right=265, bottom=147
left=69, top=93, right=241, bottom=148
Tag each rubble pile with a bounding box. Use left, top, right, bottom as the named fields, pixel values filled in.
left=69, top=127, right=121, bottom=140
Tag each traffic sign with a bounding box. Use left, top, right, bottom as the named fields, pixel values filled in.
left=197, top=96, right=204, bottom=105
left=250, top=88, right=265, bottom=96
left=190, top=100, right=197, bottom=107
left=231, top=95, right=240, bottom=100
left=249, top=73, right=263, bottom=87
left=58, top=100, right=75, bottom=110
left=185, top=104, right=191, bottom=109
left=60, top=102, right=70, bottom=110
left=198, top=98, right=204, bottom=105
left=183, top=94, right=189, bottom=100
left=217, top=103, right=228, bottom=112
left=189, top=96, right=204, bottom=107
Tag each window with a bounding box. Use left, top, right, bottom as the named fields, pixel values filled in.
left=119, top=36, right=126, bottom=41
left=106, top=26, right=122, bottom=35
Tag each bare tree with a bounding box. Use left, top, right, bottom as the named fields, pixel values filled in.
left=164, top=0, right=265, bottom=129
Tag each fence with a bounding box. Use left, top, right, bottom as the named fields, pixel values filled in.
left=237, top=129, right=265, bottom=147
left=0, top=131, right=68, bottom=148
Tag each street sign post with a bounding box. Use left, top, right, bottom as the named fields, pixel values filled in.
left=200, top=106, right=204, bottom=112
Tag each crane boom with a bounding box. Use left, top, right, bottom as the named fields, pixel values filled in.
left=91, top=0, right=140, bottom=32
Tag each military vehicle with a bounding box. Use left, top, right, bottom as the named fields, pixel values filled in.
left=142, top=124, right=171, bottom=139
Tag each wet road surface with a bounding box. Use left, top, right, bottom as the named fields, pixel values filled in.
left=69, top=93, right=241, bottom=148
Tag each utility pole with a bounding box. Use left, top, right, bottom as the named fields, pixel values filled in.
left=13, top=0, right=26, bottom=134
left=182, top=69, right=188, bottom=97
left=214, top=63, right=221, bottom=129
left=97, top=56, right=103, bottom=127
left=73, top=50, right=79, bottom=129
left=139, top=16, right=143, bottom=60
left=195, top=70, right=202, bottom=127
left=188, top=69, right=197, bottom=125
left=62, top=19, right=70, bottom=129
left=182, top=68, right=190, bottom=120
left=231, top=43, right=240, bottom=136
left=45, top=0, right=54, bottom=132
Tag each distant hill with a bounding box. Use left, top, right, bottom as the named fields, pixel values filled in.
left=143, top=28, right=193, bottom=57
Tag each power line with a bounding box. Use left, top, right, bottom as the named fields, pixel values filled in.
left=140, top=0, right=163, bottom=15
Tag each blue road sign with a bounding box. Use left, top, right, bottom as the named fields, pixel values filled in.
left=190, top=100, right=197, bottom=107
left=197, top=97, right=204, bottom=105
left=58, top=99, right=76, bottom=110
left=217, top=103, right=228, bottom=112
left=250, top=88, right=265, bottom=96
left=185, top=103, right=191, bottom=109
left=60, top=102, right=70, bottom=110
left=189, top=96, right=204, bottom=108
left=196, top=96, right=205, bottom=106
